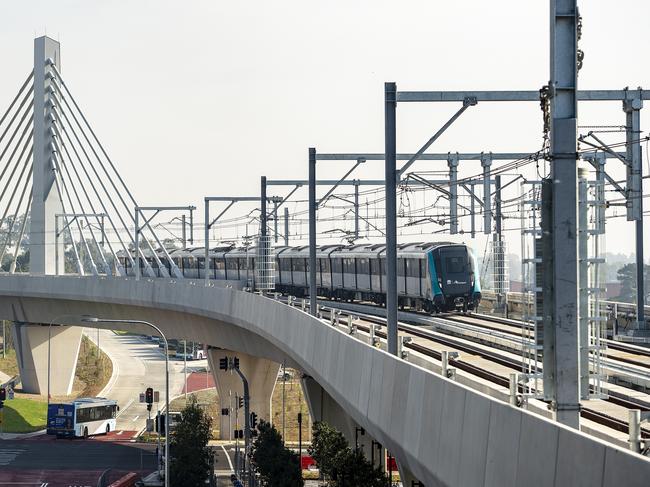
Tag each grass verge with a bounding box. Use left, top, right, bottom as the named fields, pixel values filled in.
left=1, top=397, right=47, bottom=433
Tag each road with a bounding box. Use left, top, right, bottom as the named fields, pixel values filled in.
left=87, top=329, right=191, bottom=435
left=0, top=437, right=158, bottom=486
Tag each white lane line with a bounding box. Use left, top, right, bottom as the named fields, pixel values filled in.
left=221, top=445, right=234, bottom=472
left=132, top=415, right=139, bottom=422
left=117, top=398, right=134, bottom=418
left=0, top=448, right=25, bottom=466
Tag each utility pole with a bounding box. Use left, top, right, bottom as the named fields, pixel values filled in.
left=284, top=207, right=289, bottom=247
left=548, top=0, right=580, bottom=428
left=623, top=89, right=645, bottom=330
left=384, top=82, right=398, bottom=356
left=354, top=181, right=360, bottom=240
left=308, top=148, right=317, bottom=317
left=260, top=177, right=267, bottom=240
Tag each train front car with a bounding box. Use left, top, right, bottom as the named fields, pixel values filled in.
left=429, top=244, right=481, bottom=312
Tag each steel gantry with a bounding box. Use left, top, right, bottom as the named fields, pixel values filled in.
left=380, top=9, right=648, bottom=427
left=133, top=206, right=194, bottom=280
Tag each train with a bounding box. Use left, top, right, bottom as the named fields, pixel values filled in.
left=117, top=241, right=481, bottom=313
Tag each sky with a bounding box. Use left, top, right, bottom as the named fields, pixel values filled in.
left=0, top=0, right=648, bottom=264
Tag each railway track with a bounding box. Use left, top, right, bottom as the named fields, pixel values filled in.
left=306, top=299, right=650, bottom=440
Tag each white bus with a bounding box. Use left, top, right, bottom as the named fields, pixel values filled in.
left=47, top=397, right=119, bottom=438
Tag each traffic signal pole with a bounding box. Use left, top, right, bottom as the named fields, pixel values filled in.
left=232, top=367, right=251, bottom=484
left=221, top=356, right=251, bottom=484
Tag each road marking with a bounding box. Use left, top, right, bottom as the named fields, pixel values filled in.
left=0, top=448, right=25, bottom=465
left=132, top=415, right=139, bottom=422
left=220, top=445, right=234, bottom=472
left=117, top=399, right=134, bottom=418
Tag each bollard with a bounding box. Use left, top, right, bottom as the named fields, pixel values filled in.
left=330, top=309, right=336, bottom=326
left=398, top=336, right=412, bottom=360
left=629, top=409, right=642, bottom=453
left=509, top=373, right=518, bottom=406
left=287, top=295, right=293, bottom=306
left=370, top=324, right=380, bottom=347
left=301, top=298, right=306, bottom=312
left=441, top=351, right=449, bottom=377
left=441, top=351, right=458, bottom=379
left=317, top=304, right=322, bottom=319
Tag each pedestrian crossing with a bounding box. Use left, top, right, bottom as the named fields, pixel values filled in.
left=0, top=447, right=25, bottom=465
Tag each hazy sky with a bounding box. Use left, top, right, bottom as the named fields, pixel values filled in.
left=0, top=1, right=648, bottom=261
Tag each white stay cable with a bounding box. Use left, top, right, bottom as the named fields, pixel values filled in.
left=50, top=80, right=159, bottom=275
left=51, top=135, right=99, bottom=275
left=51, top=120, right=116, bottom=274
left=51, top=69, right=179, bottom=277
left=9, top=188, right=32, bottom=274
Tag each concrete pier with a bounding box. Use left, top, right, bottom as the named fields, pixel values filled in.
left=207, top=348, right=280, bottom=440
left=12, top=322, right=82, bottom=395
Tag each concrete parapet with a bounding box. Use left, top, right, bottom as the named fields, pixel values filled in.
left=0, top=276, right=649, bottom=486
left=12, top=322, right=82, bottom=395
left=207, top=348, right=279, bottom=440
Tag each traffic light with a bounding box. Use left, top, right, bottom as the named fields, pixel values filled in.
left=238, top=396, right=243, bottom=409
left=0, top=387, right=5, bottom=401
left=250, top=412, right=258, bottom=429
left=221, top=408, right=229, bottom=416
left=156, top=414, right=166, bottom=435
left=233, top=357, right=240, bottom=369
left=147, top=404, right=152, bottom=412
left=145, top=387, right=153, bottom=404
left=233, top=429, right=244, bottom=439
left=219, top=357, right=228, bottom=371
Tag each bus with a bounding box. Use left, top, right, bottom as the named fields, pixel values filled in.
left=47, top=397, right=119, bottom=438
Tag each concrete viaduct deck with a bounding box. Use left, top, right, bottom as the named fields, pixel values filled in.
left=0, top=274, right=648, bottom=486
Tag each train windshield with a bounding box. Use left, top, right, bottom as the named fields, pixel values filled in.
left=441, top=248, right=468, bottom=276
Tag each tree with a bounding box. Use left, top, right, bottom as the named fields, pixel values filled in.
left=309, top=422, right=386, bottom=487
left=251, top=420, right=303, bottom=487
left=616, top=263, right=650, bottom=304
left=169, top=395, right=214, bottom=487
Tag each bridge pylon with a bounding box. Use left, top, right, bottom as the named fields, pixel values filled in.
left=31, top=36, right=65, bottom=275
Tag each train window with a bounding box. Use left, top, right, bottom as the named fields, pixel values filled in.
left=239, top=258, right=247, bottom=271
left=370, top=259, right=379, bottom=276
left=214, top=258, right=225, bottom=270
left=226, top=259, right=238, bottom=270
left=380, top=258, right=386, bottom=276
left=420, top=259, right=427, bottom=277
left=280, top=258, right=291, bottom=272
left=332, top=258, right=342, bottom=273
left=292, top=259, right=305, bottom=272
left=406, top=259, right=419, bottom=277
left=319, top=259, right=330, bottom=273
left=343, top=258, right=355, bottom=274
left=182, top=257, right=193, bottom=269
left=397, top=259, right=405, bottom=276
left=445, top=256, right=466, bottom=274
left=357, top=258, right=369, bottom=274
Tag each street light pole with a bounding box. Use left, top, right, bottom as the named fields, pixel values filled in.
left=82, top=317, right=170, bottom=487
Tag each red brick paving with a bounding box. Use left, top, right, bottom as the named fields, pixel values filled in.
left=182, top=372, right=215, bottom=393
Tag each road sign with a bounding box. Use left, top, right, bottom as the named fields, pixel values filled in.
left=154, top=391, right=160, bottom=403
left=139, top=392, right=145, bottom=403
left=146, top=418, right=154, bottom=432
